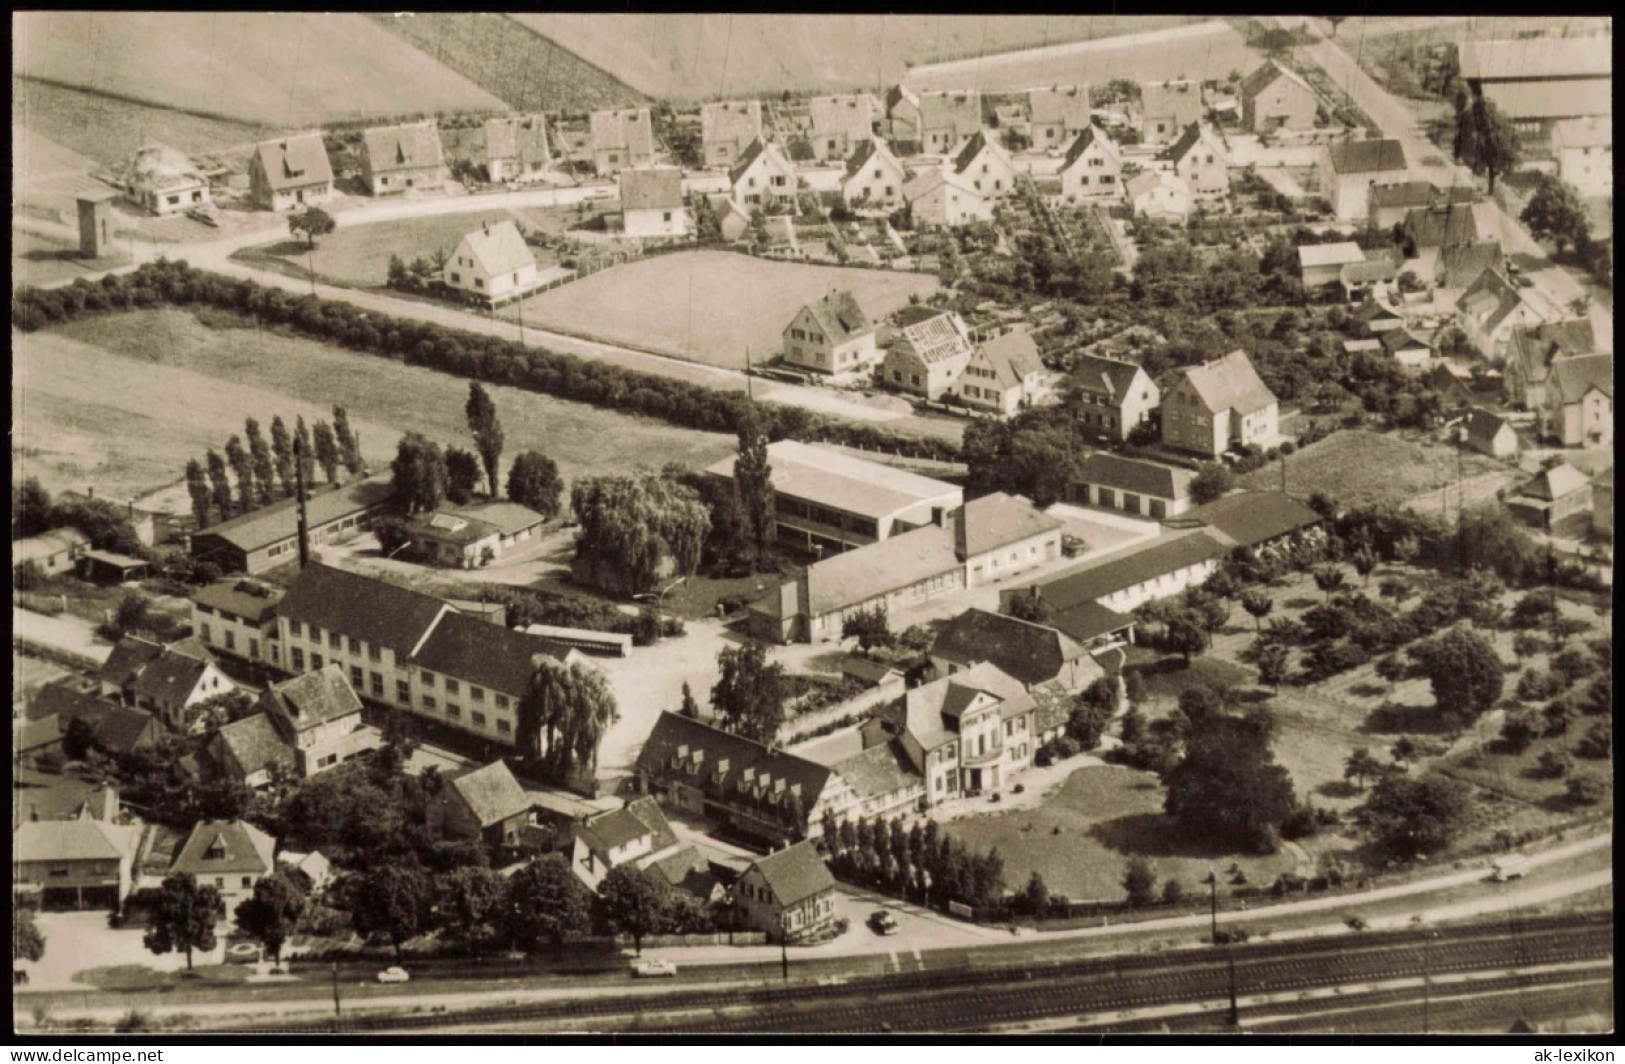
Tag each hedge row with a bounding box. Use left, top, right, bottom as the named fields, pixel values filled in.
left=13, top=261, right=960, bottom=462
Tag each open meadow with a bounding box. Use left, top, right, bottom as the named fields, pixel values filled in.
left=519, top=250, right=938, bottom=369
left=13, top=12, right=505, bottom=128
left=14, top=310, right=736, bottom=505
left=1240, top=429, right=1507, bottom=509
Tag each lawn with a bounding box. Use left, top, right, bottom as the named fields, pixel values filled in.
left=944, top=763, right=1298, bottom=903
left=1241, top=429, right=1505, bottom=509
left=16, top=310, right=735, bottom=507
left=520, top=250, right=938, bottom=369
left=10, top=228, right=132, bottom=289
left=14, top=12, right=505, bottom=127
left=257, top=207, right=576, bottom=289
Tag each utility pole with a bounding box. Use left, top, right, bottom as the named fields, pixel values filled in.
left=331, top=961, right=341, bottom=1031
left=1207, top=865, right=1219, bottom=945
left=1227, top=953, right=1239, bottom=1027
left=779, top=910, right=789, bottom=982
left=745, top=346, right=754, bottom=401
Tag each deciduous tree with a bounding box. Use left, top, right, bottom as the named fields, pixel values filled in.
left=465, top=382, right=505, bottom=497
left=503, top=854, right=594, bottom=950
left=1165, top=711, right=1296, bottom=854
left=1122, top=858, right=1157, bottom=906
left=1364, top=774, right=1470, bottom=860
left=445, top=446, right=482, bottom=505
left=1520, top=174, right=1590, bottom=255
left=205, top=448, right=234, bottom=521
left=506, top=450, right=563, bottom=518
left=233, top=873, right=306, bottom=964
left=14, top=477, right=53, bottom=538
left=517, top=658, right=620, bottom=781
left=842, top=604, right=894, bottom=654
left=1190, top=462, right=1235, bottom=505
left=731, top=401, right=776, bottom=569
left=1410, top=625, right=1503, bottom=725
left=434, top=866, right=508, bottom=947
left=144, top=874, right=222, bottom=970
left=185, top=459, right=212, bottom=529
left=391, top=433, right=450, bottom=515
left=1343, top=747, right=1383, bottom=791
left=352, top=864, right=433, bottom=961
left=1240, top=588, right=1274, bottom=631
left=1451, top=89, right=1522, bottom=193
left=711, top=642, right=788, bottom=745
left=289, top=206, right=336, bottom=249
left=599, top=865, right=669, bottom=955
left=569, top=475, right=709, bottom=595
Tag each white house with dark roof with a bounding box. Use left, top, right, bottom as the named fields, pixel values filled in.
left=260, top=663, right=378, bottom=777
left=170, top=819, right=277, bottom=905
left=1057, top=126, right=1122, bottom=203
left=427, top=759, right=532, bottom=849
left=918, top=90, right=984, bottom=155
left=839, top=137, right=907, bottom=210
left=1165, top=123, right=1229, bottom=197
left=248, top=132, right=334, bottom=211
left=1507, top=462, right=1594, bottom=530
left=1072, top=354, right=1160, bottom=442
left=1551, top=117, right=1611, bottom=197
left=782, top=289, right=878, bottom=376
left=735, top=841, right=838, bottom=942
left=728, top=138, right=797, bottom=208
left=1463, top=407, right=1520, bottom=459
left=485, top=115, right=553, bottom=185
left=1240, top=60, right=1318, bottom=132
left=13, top=527, right=90, bottom=578
left=192, top=578, right=283, bottom=666
left=700, top=100, right=763, bottom=169
left=952, top=130, right=1018, bottom=198
left=589, top=108, right=655, bottom=174
left=14, top=818, right=140, bottom=910
left=902, top=168, right=992, bottom=228
left=877, top=661, right=1037, bottom=802
left=879, top=306, right=977, bottom=399
left=884, top=83, right=924, bottom=147
left=1028, top=86, right=1093, bottom=150
left=956, top=330, right=1050, bottom=417
left=618, top=168, right=689, bottom=238
left=208, top=714, right=295, bottom=790
left=1127, top=170, right=1192, bottom=219
left=1319, top=137, right=1410, bottom=221
left=569, top=795, right=679, bottom=892
left=98, top=636, right=233, bottom=733
left=1141, top=80, right=1204, bottom=145
left=1505, top=318, right=1601, bottom=405
left=443, top=219, right=538, bottom=306
left=407, top=499, right=547, bottom=569
left=1160, top=350, right=1280, bottom=457
left=809, top=94, right=883, bottom=162
left=359, top=121, right=445, bottom=197
left=1541, top=354, right=1614, bottom=448
left=1456, top=269, right=1550, bottom=360
left=1072, top=453, right=1194, bottom=518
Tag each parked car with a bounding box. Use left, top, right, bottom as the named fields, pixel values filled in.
left=187, top=206, right=219, bottom=228
left=225, top=943, right=261, bottom=964
left=868, top=910, right=899, bottom=936
left=376, top=966, right=411, bottom=984
left=631, top=958, right=678, bottom=978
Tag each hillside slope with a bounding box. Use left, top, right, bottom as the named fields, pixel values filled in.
left=13, top=12, right=507, bottom=127
left=516, top=14, right=1205, bottom=99
left=365, top=13, right=643, bottom=114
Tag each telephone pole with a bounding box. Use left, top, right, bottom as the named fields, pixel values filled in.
left=779, top=911, right=789, bottom=982
left=331, top=961, right=342, bottom=1031
left=1207, top=864, right=1219, bottom=945
left=1227, top=953, right=1239, bottom=1027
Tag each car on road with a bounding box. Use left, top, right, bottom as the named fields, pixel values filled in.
left=632, top=958, right=678, bottom=978
left=868, top=910, right=899, bottom=936
left=376, top=966, right=411, bottom=984
left=1490, top=856, right=1530, bottom=882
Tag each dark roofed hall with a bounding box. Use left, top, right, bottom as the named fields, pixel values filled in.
left=929, top=608, right=1083, bottom=688
left=275, top=561, right=449, bottom=656
left=448, top=761, right=530, bottom=828
left=411, top=610, right=574, bottom=697
left=1190, top=491, right=1324, bottom=548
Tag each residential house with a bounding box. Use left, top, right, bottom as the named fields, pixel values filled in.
left=876, top=662, right=1036, bottom=803
left=569, top=796, right=679, bottom=892
left=618, top=168, right=690, bottom=238
left=705, top=439, right=962, bottom=555
left=170, top=819, right=277, bottom=906
left=793, top=729, right=924, bottom=821
left=1320, top=138, right=1410, bottom=222
left=643, top=845, right=729, bottom=905
left=747, top=493, right=1062, bottom=644
left=734, top=842, right=838, bottom=942
left=273, top=562, right=582, bottom=749
left=1380, top=326, right=1438, bottom=370
left=1456, top=269, right=1550, bottom=360
left=700, top=100, right=764, bottom=169
left=1071, top=354, right=1160, bottom=443
left=1504, top=319, right=1599, bottom=410
left=1463, top=407, right=1520, bottom=459
left=838, top=138, right=907, bottom=211
left=443, top=220, right=538, bottom=306
left=1126, top=170, right=1193, bottom=219
left=879, top=305, right=977, bottom=399
left=1460, top=38, right=1612, bottom=140
left=1591, top=468, right=1613, bottom=536
left=951, top=131, right=1018, bottom=198
left=25, top=684, right=161, bottom=758
left=1165, top=123, right=1229, bottom=197
left=427, top=760, right=532, bottom=849
left=1400, top=203, right=1481, bottom=281
left=884, top=83, right=924, bottom=148
left=484, top=115, right=553, bottom=184
left=13, top=528, right=90, bottom=577
left=1160, top=350, right=1280, bottom=457
left=705, top=193, right=753, bottom=242
left=1506, top=462, right=1594, bottom=530
left=902, top=169, right=993, bottom=228
left=14, top=818, right=140, bottom=910
left=1353, top=295, right=1407, bottom=334
left=1367, top=182, right=1478, bottom=231
left=635, top=712, right=858, bottom=846
left=208, top=713, right=296, bottom=790
left=728, top=138, right=797, bottom=208
left=1056, top=126, right=1123, bottom=203
left=1072, top=453, right=1194, bottom=519
left=1141, top=81, right=1205, bottom=146
left=929, top=609, right=1103, bottom=692
left=956, top=331, right=1050, bottom=416
left=248, top=133, right=334, bottom=211
left=189, top=475, right=395, bottom=576
left=1435, top=240, right=1505, bottom=293
left=98, top=636, right=233, bottom=732
left=994, top=102, right=1031, bottom=142
left=918, top=90, right=984, bottom=155
left=407, top=500, right=547, bottom=569
left=809, top=94, right=883, bottom=162
left=260, top=664, right=379, bottom=776
left=1008, top=530, right=1229, bottom=616
left=1339, top=258, right=1402, bottom=302
left=1240, top=60, right=1319, bottom=132
left=1298, top=241, right=1367, bottom=289
left=1551, top=117, right=1612, bottom=197
left=125, top=143, right=210, bottom=216
left=589, top=108, right=655, bottom=174
left=1028, top=86, right=1093, bottom=150
left=1541, top=354, right=1614, bottom=447
left=358, top=121, right=445, bottom=196
left=781, top=290, right=879, bottom=377
left=13, top=767, right=120, bottom=830
left=192, top=578, right=284, bottom=666
left=278, top=850, right=333, bottom=894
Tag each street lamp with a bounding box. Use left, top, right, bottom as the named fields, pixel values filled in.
left=1205, top=864, right=1219, bottom=945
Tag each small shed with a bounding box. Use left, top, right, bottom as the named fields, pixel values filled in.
left=77, top=550, right=152, bottom=585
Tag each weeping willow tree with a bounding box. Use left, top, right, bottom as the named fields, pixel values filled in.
left=517, top=658, right=620, bottom=782
left=569, top=474, right=709, bottom=595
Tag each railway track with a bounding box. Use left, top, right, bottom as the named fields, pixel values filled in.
left=239, top=912, right=1610, bottom=1034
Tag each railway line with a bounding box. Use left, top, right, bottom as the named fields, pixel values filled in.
left=236, top=911, right=1610, bottom=1034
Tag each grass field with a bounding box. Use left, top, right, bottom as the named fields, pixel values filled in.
left=944, top=764, right=1298, bottom=902
left=1240, top=429, right=1504, bottom=509
left=15, top=310, right=736, bottom=507
left=518, top=14, right=1205, bottom=99
left=10, top=228, right=132, bottom=289
left=520, top=250, right=938, bottom=369
left=14, top=12, right=506, bottom=128
left=366, top=13, right=642, bottom=113
left=258, top=207, right=576, bottom=289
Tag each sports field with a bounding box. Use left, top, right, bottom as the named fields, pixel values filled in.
left=519, top=250, right=938, bottom=369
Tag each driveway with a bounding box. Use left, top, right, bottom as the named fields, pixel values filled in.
left=19, top=911, right=227, bottom=991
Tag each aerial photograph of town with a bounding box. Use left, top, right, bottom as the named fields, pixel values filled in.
left=10, top=11, right=1614, bottom=1041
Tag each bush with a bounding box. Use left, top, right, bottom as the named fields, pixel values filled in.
left=1516, top=669, right=1566, bottom=703
left=1213, top=926, right=1251, bottom=945
left=1565, top=774, right=1605, bottom=806
left=1279, top=441, right=1296, bottom=456
left=1536, top=749, right=1573, bottom=779
left=1161, top=879, right=1184, bottom=904
left=1280, top=805, right=1320, bottom=840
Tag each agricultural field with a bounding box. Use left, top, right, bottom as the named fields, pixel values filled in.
left=253, top=207, right=581, bottom=289
left=14, top=310, right=736, bottom=508
left=519, top=250, right=938, bottom=369
left=518, top=14, right=1205, bottom=99
left=366, top=13, right=642, bottom=113
left=13, top=12, right=505, bottom=129
left=904, top=19, right=1259, bottom=94
left=1241, top=429, right=1506, bottom=509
